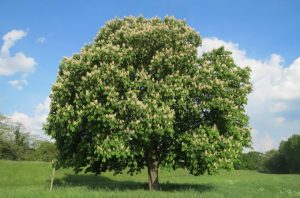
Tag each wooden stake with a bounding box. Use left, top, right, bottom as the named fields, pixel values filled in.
left=50, top=159, right=56, bottom=191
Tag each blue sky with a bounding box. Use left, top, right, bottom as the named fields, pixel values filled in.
left=1, top=0, right=300, bottom=151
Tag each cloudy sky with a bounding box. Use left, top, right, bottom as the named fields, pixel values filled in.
left=1, top=0, right=300, bottom=151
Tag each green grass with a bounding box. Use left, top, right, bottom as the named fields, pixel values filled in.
left=0, top=160, right=300, bottom=197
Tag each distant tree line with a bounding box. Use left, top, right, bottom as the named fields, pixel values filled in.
left=235, top=134, right=300, bottom=174
left=0, top=114, right=57, bottom=162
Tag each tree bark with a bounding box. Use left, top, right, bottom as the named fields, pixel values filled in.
left=148, top=160, right=159, bottom=190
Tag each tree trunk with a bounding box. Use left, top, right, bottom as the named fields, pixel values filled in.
left=147, top=160, right=159, bottom=190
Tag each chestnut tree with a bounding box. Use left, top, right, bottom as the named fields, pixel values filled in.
left=45, top=16, right=252, bottom=190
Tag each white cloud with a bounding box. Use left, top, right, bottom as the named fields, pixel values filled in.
left=200, top=37, right=300, bottom=152
left=1, top=29, right=27, bottom=56
left=0, top=29, right=36, bottom=76
left=252, top=132, right=274, bottom=152
left=200, top=37, right=300, bottom=101
left=9, top=97, right=50, bottom=139
left=36, top=36, right=46, bottom=44
left=273, top=57, right=300, bottom=100
left=35, top=97, right=50, bottom=115
left=270, top=102, right=288, bottom=112
left=275, top=116, right=285, bottom=124
left=262, top=133, right=275, bottom=151
left=8, top=79, right=28, bottom=90
left=0, top=29, right=36, bottom=89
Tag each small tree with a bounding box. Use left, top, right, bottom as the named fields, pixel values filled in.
left=45, top=16, right=252, bottom=190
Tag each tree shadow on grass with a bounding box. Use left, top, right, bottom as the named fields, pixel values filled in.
left=54, top=174, right=213, bottom=192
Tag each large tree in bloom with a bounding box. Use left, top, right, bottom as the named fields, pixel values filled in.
left=45, top=16, right=252, bottom=190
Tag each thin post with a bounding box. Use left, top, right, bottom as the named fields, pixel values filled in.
left=50, top=159, right=57, bottom=191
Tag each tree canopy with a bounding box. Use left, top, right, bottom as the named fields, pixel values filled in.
left=45, top=16, right=252, bottom=190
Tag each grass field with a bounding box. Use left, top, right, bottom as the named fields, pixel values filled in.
left=0, top=160, right=299, bottom=197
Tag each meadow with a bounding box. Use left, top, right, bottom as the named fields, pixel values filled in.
left=0, top=160, right=299, bottom=198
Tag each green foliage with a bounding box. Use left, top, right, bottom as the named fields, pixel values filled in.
left=0, top=114, right=32, bottom=160
left=261, top=149, right=287, bottom=173
left=46, top=16, right=252, bottom=177
left=0, top=114, right=56, bottom=161
left=0, top=141, right=17, bottom=160
left=34, top=140, right=57, bottom=162
left=278, top=134, right=300, bottom=173
left=0, top=115, right=15, bottom=160
left=261, top=134, right=300, bottom=174
left=234, top=151, right=263, bottom=170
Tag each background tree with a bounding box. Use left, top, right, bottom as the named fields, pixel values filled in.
left=45, top=16, right=252, bottom=190
left=278, top=134, right=300, bottom=173
left=0, top=114, right=13, bottom=142
left=234, top=151, right=263, bottom=170
left=261, top=149, right=287, bottom=173
left=34, top=140, right=57, bottom=162
left=0, top=114, right=32, bottom=160
left=260, top=134, right=300, bottom=174
left=0, top=113, right=56, bottom=161
left=12, top=124, right=34, bottom=160
left=1, top=114, right=18, bottom=160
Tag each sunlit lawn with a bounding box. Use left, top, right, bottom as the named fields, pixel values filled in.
left=0, top=160, right=299, bottom=197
